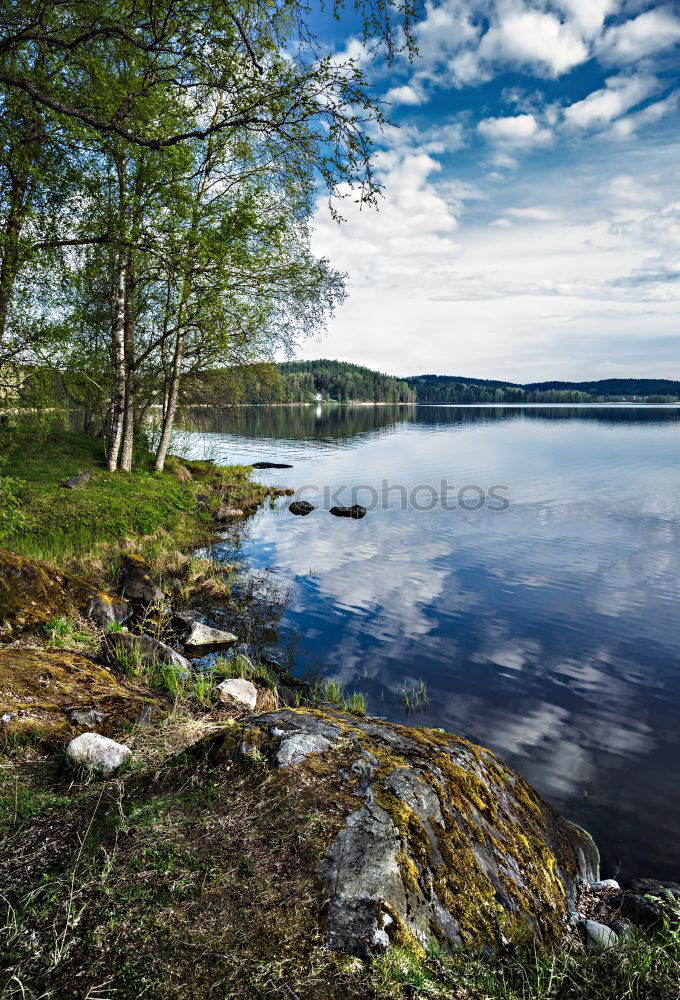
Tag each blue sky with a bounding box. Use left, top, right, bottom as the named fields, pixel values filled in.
left=298, top=1, right=680, bottom=381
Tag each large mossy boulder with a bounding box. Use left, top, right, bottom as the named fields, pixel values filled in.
left=0, top=647, right=163, bottom=744
left=195, top=708, right=599, bottom=957
left=0, top=548, right=124, bottom=635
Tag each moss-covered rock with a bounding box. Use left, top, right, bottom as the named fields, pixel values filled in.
left=0, top=548, right=121, bottom=634
left=0, top=647, right=163, bottom=745
left=239, top=708, right=599, bottom=957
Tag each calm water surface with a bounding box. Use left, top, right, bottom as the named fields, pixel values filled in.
left=178, top=405, right=680, bottom=880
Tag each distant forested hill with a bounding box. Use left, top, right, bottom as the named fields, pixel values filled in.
left=407, top=375, right=680, bottom=403
left=188, top=362, right=680, bottom=405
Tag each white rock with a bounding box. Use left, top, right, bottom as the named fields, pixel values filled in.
left=275, top=733, right=333, bottom=768
left=590, top=878, right=620, bottom=892
left=183, top=621, right=238, bottom=648
left=66, top=733, right=132, bottom=778
left=217, top=678, right=258, bottom=710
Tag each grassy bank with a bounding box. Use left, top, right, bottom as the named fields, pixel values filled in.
left=0, top=429, right=267, bottom=572
left=1, top=729, right=678, bottom=1000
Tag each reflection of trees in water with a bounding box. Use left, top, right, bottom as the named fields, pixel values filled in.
left=414, top=405, right=680, bottom=429
left=178, top=403, right=416, bottom=440
left=179, top=404, right=680, bottom=442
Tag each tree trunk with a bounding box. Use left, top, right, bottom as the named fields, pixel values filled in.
left=153, top=317, right=185, bottom=472
left=107, top=251, right=127, bottom=471
left=0, top=169, right=30, bottom=345
left=119, top=252, right=136, bottom=471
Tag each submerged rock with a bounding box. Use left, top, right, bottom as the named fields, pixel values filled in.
left=251, top=462, right=293, bottom=469
left=183, top=621, right=238, bottom=649
left=119, top=555, right=164, bottom=605
left=66, top=732, right=131, bottom=777
left=102, top=631, right=191, bottom=676
left=329, top=505, right=367, bottom=519
left=217, top=677, right=258, bottom=710
left=289, top=500, right=315, bottom=516
left=203, top=708, right=600, bottom=958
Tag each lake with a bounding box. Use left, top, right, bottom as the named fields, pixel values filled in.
left=178, top=404, right=680, bottom=881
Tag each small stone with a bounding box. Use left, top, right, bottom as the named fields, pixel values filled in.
left=66, top=732, right=131, bottom=777
left=590, top=879, right=620, bottom=892
left=66, top=708, right=105, bottom=727
left=329, top=504, right=367, bottom=519
left=1, top=713, right=14, bottom=723
left=183, top=621, right=238, bottom=648
left=84, top=592, right=129, bottom=628
left=217, top=678, right=258, bottom=710
left=275, top=733, right=333, bottom=768
left=289, top=501, right=315, bottom=516
left=215, top=506, right=244, bottom=522
left=579, top=919, right=618, bottom=951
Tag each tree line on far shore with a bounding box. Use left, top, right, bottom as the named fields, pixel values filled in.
left=0, top=0, right=417, bottom=470
left=184, top=361, right=680, bottom=405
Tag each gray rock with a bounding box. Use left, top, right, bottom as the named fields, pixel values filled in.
left=66, top=732, right=131, bottom=777
left=61, top=471, right=93, bottom=489
left=119, top=555, right=164, bottom=605
left=187, top=707, right=601, bottom=958
left=183, top=621, right=237, bottom=649
left=215, top=506, right=244, bottom=522
left=66, top=707, right=105, bottom=727
left=217, top=678, right=258, bottom=710
left=579, top=919, right=618, bottom=951
left=321, top=802, right=407, bottom=956
left=276, top=733, right=333, bottom=768
left=615, top=879, right=680, bottom=928
left=590, top=878, right=620, bottom=892
left=289, top=501, right=315, bottom=516
left=84, top=593, right=129, bottom=629
left=102, top=632, right=191, bottom=677
left=1, top=712, right=14, bottom=723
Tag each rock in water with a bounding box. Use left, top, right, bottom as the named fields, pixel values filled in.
left=209, top=708, right=600, bottom=957
left=329, top=505, right=367, bottom=519
left=215, top=506, right=244, bottom=522
left=119, top=555, right=164, bottom=605
left=289, top=500, right=315, bottom=516
left=183, top=621, right=238, bottom=648
left=251, top=462, right=293, bottom=469
left=66, top=732, right=131, bottom=777
left=217, top=678, right=258, bottom=710
left=102, top=632, right=191, bottom=676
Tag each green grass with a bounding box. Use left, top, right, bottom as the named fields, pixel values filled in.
left=0, top=429, right=262, bottom=569
left=39, top=615, right=99, bottom=653
left=402, top=678, right=428, bottom=713
left=371, top=905, right=680, bottom=999
left=313, top=678, right=367, bottom=716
